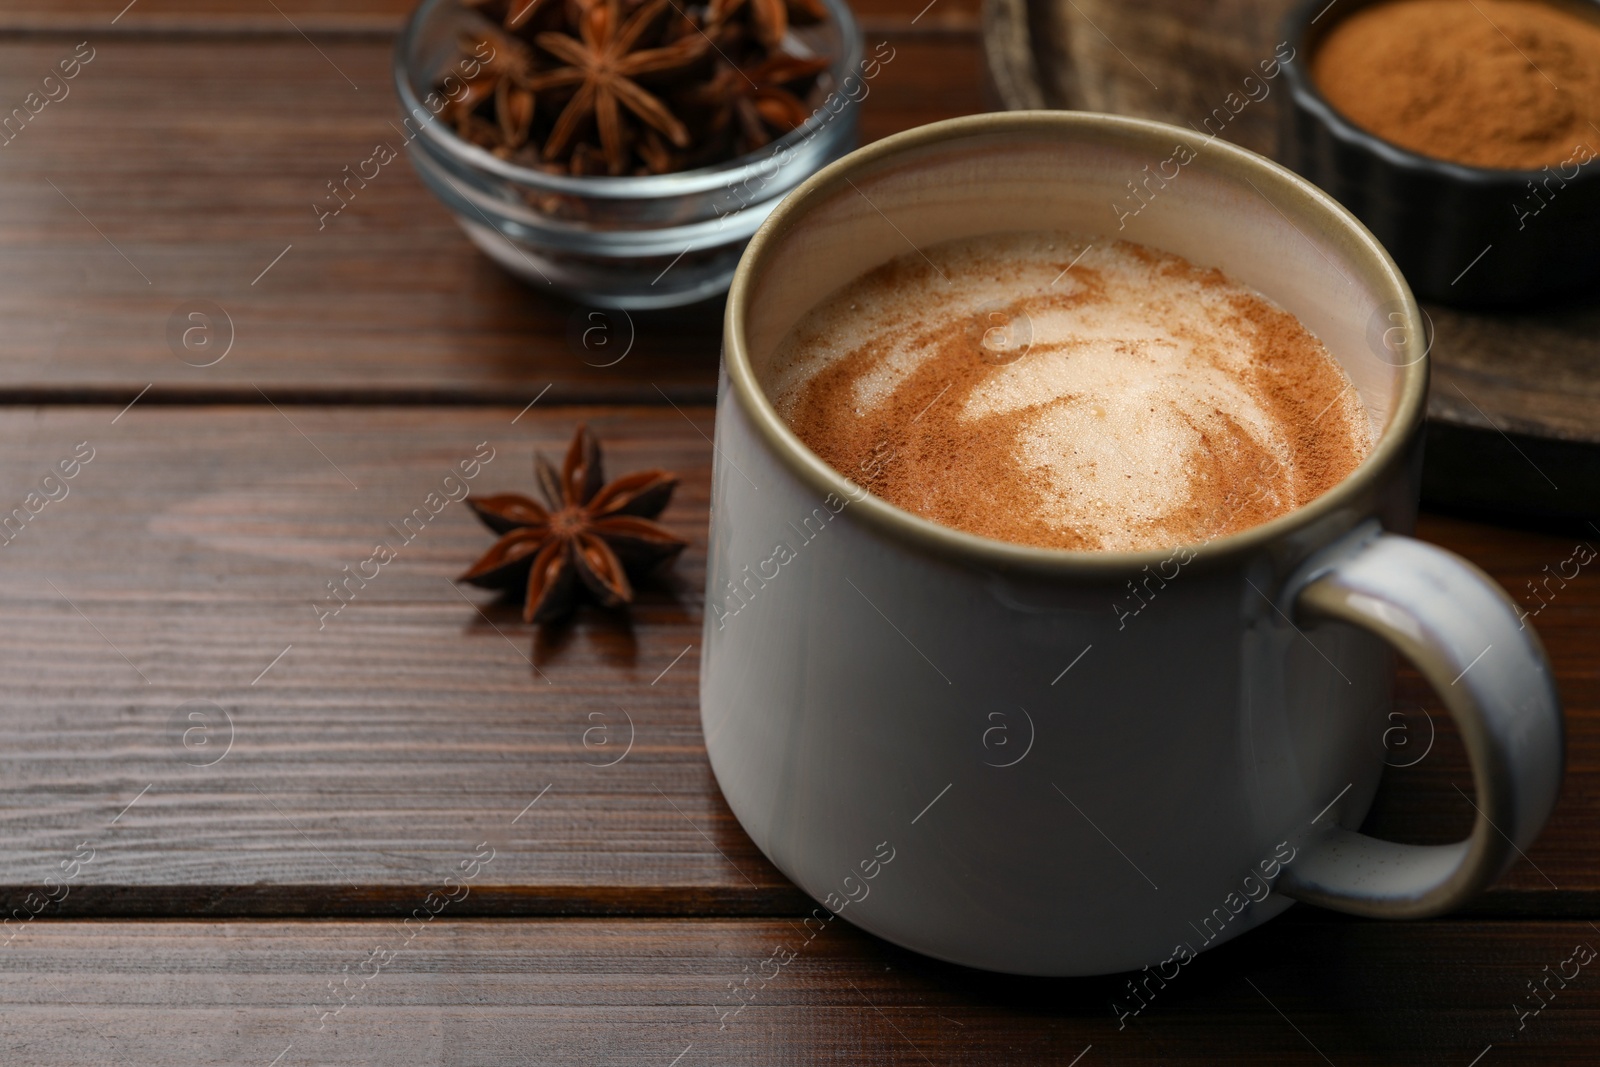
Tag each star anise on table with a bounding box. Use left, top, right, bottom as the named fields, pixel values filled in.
left=458, top=425, right=688, bottom=624
left=527, top=0, right=708, bottom=175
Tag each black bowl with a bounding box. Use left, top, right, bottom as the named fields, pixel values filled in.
left=1279, top=0, right=1600, bottom=309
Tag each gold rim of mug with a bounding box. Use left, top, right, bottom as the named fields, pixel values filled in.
left=723, top=111, right=1427, bottom=576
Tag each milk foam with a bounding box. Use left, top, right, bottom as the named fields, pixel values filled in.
left=770, top=232, right=1374, bottom=552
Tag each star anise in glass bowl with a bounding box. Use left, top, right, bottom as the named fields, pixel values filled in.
left=458, top=424, right=688, bottom=623
left=440, top=0, right=836, bottom=176
left=394, top=0, right=864, bottom=307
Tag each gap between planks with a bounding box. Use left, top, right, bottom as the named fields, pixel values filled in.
left=0, top=385, right=720, bottom=409
left=0, top=884, right=1592, bottom=922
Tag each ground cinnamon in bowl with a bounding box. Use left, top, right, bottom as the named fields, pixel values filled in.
left=1310, top=0, right=1600, bottom=170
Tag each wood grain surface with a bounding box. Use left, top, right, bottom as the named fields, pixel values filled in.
left=0, top=31, right=980, bottom=405
left=2, top=917, right=1597, bottom=1064
left=0, top=0, right=980, bottom=34
left=0, top=5, right=1594, bottom=1060
left=0, top=407, right=1590, bottom=916
left=1428, top=304, right=1600, bottom=446
left=0, top=405, right=798, bottom=913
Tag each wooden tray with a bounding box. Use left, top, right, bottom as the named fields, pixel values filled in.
left=981, top=0, right=1600, bottom=519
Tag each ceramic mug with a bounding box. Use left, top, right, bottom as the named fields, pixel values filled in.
left=700, top=112, right=1564, bottom=976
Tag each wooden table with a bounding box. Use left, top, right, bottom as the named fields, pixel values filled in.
left=0, top=2, right=1594, bottom=1063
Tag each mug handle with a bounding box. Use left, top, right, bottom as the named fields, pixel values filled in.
left=1276, top=523, right=1564, bottom=918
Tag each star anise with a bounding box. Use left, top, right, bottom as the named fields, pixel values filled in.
left=707, top=0, right=827, bottom=48
left=458, top=425, right=687, bottom=623
left=695, top=53, right=829, bottom=152
left=440, top=0, right=833, bottom=176
left=528, top=0, right=707, bottom=175
left=441, top=31, right=539, bottom=156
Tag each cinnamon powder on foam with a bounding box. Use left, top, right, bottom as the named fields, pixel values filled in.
left=768, top=233, right=1374, bottom=553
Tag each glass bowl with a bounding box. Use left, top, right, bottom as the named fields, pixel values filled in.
left=394, top=0, right=864, bottom=309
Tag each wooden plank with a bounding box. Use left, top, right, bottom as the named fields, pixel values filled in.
left=0, top=0, right=980, bottom=34
left=0, top=404, right=799, bottom=913
left=0, top=406, right=1593, bottom=915
left=0, top=1, right=414, bottom=34
left=1, top=916, right=1596, bottom=1063
left=1426, top=301, right=1600, bottom=448
left=0, top=33, right=982, bottom=403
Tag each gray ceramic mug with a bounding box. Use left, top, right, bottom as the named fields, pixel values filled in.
left=700, top=112, right=1563, bottom=976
